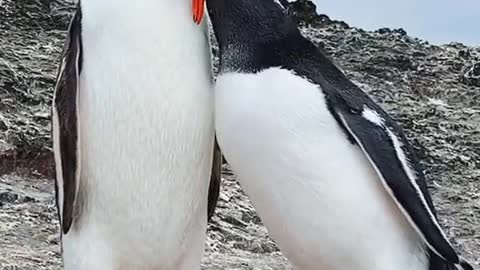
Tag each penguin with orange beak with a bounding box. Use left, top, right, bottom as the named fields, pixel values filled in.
left=52, top=0, right=220, bottom=269
left=206, top=0, right=473, bottom=269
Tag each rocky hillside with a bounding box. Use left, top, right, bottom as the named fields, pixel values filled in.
left=0, top=0, right=479, bottom=269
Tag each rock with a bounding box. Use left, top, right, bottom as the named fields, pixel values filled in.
left=462, top=62, right=480, bottom=87
left=283, top=0, right=349, bottom=28
left=392, top=28, right=408, bottom=36
left=286, top=0, right=318, bottom=25
left=23, top=195, right=36, bottom=203
left=0, top=192, right=19, bottom=203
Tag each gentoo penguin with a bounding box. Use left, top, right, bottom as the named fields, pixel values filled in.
left=206, top=0, right=473, bottom=269
left=52, top=0, right=221, bottom=269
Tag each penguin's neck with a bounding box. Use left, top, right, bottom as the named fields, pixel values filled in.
left=80, top=0, right=196, bottom=39
left=78, top=0, right=211, bottom=102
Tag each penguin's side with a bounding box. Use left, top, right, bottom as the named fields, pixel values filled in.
left=206, top=0, right=473, bottom=269
left=52, top=0, right=221, bottom=269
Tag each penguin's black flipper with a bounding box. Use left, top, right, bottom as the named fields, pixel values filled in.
left=52, top=5, right=83, bottom=235
left=207, top=136, right=222, bottom=222
left=327, top=98, right=472, bottom=270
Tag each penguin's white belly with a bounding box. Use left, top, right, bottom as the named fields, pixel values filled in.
left=62, top=15, right=214, bottom=269
left=215, top=68, right=428, bottom=270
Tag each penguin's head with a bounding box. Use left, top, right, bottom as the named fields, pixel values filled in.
left=207, top=0, right=300, bottom=72
left=206, top=0, right=296, bottom=48
left=193, top=0, right=206, bottom=24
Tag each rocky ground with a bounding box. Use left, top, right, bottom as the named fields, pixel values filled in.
left=0, top=0, right=479, bottom=269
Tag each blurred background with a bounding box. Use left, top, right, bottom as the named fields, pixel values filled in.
left=312, top=0, right=480, bottom=46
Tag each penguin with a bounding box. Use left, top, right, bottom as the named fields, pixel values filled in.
left=52, top=0, right=221, bottom=269
left=206, top=0, right=474, bottom=269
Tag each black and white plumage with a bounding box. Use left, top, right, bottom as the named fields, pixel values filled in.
left=52, top=1, right=221, bottom=269
left=207, top=0, right=473, bottom=269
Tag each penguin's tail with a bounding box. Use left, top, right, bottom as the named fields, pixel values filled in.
left=456, top=258, right=474, bottom=270
left=430, top=252, right=474, bottom=270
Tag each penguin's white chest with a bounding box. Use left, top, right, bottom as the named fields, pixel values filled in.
left=215, top=67, right=428, bottom=270
left=61, top=6, right=214, bottom=269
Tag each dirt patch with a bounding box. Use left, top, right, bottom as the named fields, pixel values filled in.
left=0, top=0, right=478, bottom=269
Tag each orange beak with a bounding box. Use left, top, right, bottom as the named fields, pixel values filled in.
left=193, top=0, right=205, bottom=24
